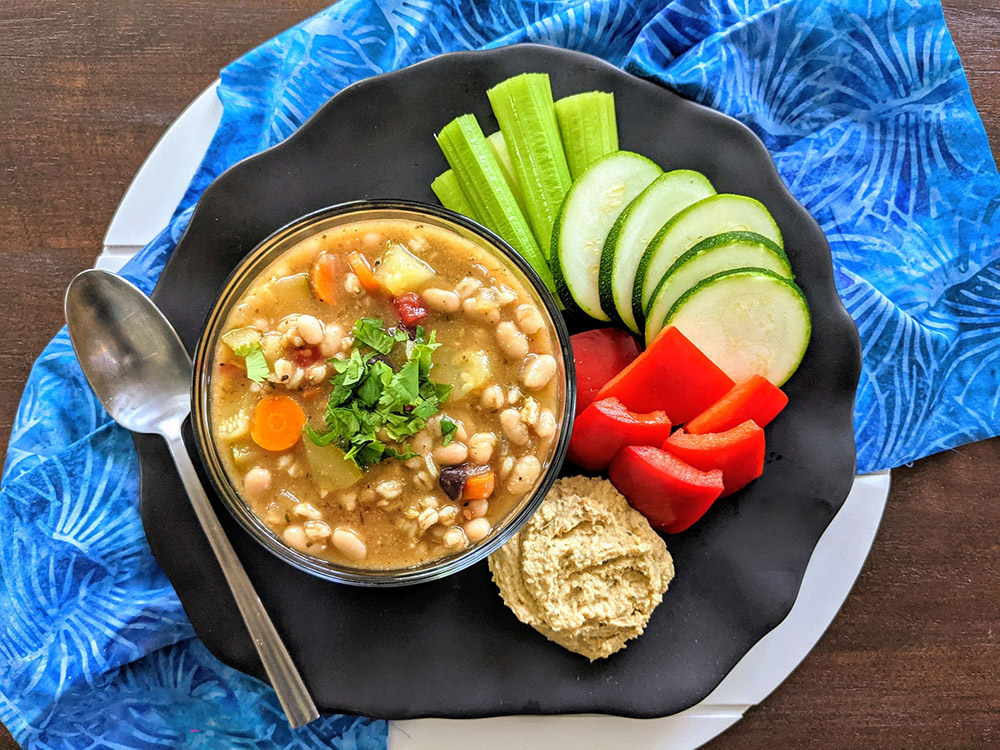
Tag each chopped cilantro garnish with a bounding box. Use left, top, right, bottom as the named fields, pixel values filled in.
left=233, top=341, right=270, bottom=383
left=307, top=318, right=450, bottom=470
left=441, top=417, right=458, bottom=446
left=353, top=317, right=397, bottom=355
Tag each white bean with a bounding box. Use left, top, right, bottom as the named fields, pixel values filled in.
left=282, top=524, right=310, bottom=552
left=497, top=321, right=530, bottom=359
left=296, top=314, right=324, bottom=345
left=332, top=528, right=367, bottom=561
left=464, top=517, right=492, bottom=543
left=480, top=385, right=504, bottom=411
left=464, top=498, right=489, bottom=519
left=522, top=354, right=558, bottom=390
left=467, top=432, right=497, bottom=465
left=433, top=442, right=468, bottom=466
left=423, top=288, right=461, bottom=312
left=500, top=408, right=530, bottom=446
left=535, top=410, right=556, bottom=438
left=306, top=363, right=328, bottom=383
left=507, top=455, right=542, bottom=495
left=243, top=466, right=271, bottom=502
left=319, top=324, right=343, bottom=357
left=516, top=304, right=544, bottom=335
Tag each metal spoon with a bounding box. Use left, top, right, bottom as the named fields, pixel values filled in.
left=65, top=269, right=319, bottom=729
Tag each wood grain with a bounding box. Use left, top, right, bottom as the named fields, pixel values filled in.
left=0, top=1, right=997, bottom=747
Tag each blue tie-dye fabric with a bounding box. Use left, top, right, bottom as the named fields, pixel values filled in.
left=2, top=1, right=997, bottom=746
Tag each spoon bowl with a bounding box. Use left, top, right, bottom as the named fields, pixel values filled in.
left=65, top=270, right=191, bottom=435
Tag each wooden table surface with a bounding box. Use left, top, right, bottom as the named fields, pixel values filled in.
left=2, top=1, right=998, bottom=747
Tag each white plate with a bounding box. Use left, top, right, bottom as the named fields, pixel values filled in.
left=99, top=82, right=889, bottom=750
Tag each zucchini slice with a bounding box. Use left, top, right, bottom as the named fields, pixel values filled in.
left=633, top=194, right=782, bottom=329
left=552, top=151, right=662, bottom=318
left=644, top=231, right=791, bottom=345
left=665, top=268, right=810, bottom=386
left=599, top=170, right=715, bottom=331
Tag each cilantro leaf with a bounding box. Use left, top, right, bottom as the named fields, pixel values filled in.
left=440, top=417, right=458, bottom=446
left=353, top=317, right=396, bottom=355
left=305, top=423, right=340, bottom=447
left=357, top=361, right=391, bottom=407
left=233, top=341, right=270, bottom=383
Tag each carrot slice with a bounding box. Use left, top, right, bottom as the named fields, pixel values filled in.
left=348, top=251, right=379, bottom=292
left=310, top=253, right=339, bottom=305
left=463, top=470, right=495, bottom=500
left=250, top=395, right=306, bottom=452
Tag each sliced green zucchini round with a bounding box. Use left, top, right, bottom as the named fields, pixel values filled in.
left=644, top=231, right=791, bottom=345
left=552, top=151, right=662, bottom=318
left=598, top=169, right=715, bottom=332
left=632, top=194, right=783, bottom=329
left=665, top=268, right=810, bottom=386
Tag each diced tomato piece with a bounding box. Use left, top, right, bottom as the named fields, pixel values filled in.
left=662, top=420, right=765, bottom=496
left=609, top=446, right=724, bottom=533
left=290, top=346, right=324, bottom=367
left=571, top=328, right=640, bottom=416
left=392, top=292, right=429, bottom=326
left=597, top=326, right=734, bottom=425
left=567, top=397, right=671, bottom=471
left=685, top=375, right=789, bottom=434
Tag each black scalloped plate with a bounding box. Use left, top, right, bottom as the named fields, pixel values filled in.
left=136, top=44, right=860, bottom=720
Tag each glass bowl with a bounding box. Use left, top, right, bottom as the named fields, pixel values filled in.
left=191, top=200, right=576, bottom=586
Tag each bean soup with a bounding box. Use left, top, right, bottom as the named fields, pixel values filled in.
left=209, top=218, right=564, bottom=569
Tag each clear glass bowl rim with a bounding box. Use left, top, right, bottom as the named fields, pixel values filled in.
left=190, top=199, right=577, bottom=587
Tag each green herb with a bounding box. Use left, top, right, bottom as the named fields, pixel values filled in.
left=353, top=317, right=399, bottom=355
left=233, top=341, right=270, bottom=383
left=307, top=318, right=450, bottom=470
left=440, top=417, right=458, bottom=446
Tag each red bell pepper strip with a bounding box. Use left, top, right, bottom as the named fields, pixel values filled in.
left=662, top=420, right=765, bottom=496
left=596, top=326, right=734, bottom=425
left=685, top=375, right=788, bottom=434
left=567, top=397, right=672, bottom=471
left=392, top=293, right=429, bottom=327
left=609, top=445, right=724, bottom=534
left=571, top=328, right=640, bottom=416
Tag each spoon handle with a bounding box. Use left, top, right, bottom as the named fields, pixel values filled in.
left=165, top=430, right=319, bottom=729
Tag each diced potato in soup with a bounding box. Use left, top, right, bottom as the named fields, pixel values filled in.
left=210, top=218, right=563, bottom=569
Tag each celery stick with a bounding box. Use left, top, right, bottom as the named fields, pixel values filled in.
left=486, top=131, right=527, bottom=214
left=431, top=169, right=477, bottom=220
left=487, top=73, right=572, bottom=252
left=555, top=91, right=619, bottom=180
left=435, top=114, right=555, bottom=292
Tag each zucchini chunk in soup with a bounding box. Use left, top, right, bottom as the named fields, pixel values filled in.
left=209, top=218, right=563, bottom=569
